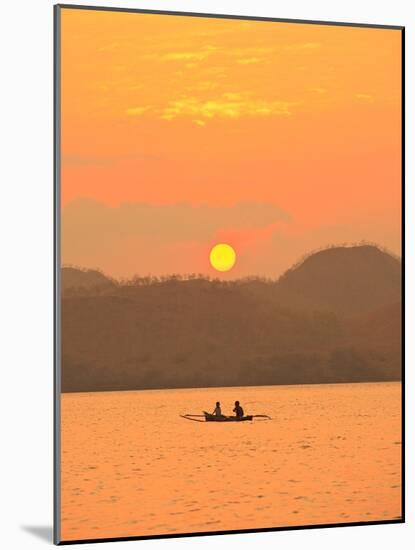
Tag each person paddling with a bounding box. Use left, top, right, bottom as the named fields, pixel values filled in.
left=212, top=401, right=222, bottom=417
left=233, top=400, right=244, bottom=418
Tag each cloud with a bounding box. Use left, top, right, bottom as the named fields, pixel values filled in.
left=125, top=92, right=298, bottom=123
left=160, top=45, right=218, bottom=63
left=189, top=81, right=220, bottom=92
left=236, top=57, right=263, bottom=65
left=62, top=198, right=290, bottom=261
left=227, top=47, right=274, bottom=57
left=309, top=87, right=327, bottom=94
left=222, top=92, right=243, bottom=100
left=159, top=93, right=298, bottom=121
left=285, top=42, right=321, bottom=52
left=125, top=106, right=151, bottom=116
left=355, top=93, right=374, bottom=101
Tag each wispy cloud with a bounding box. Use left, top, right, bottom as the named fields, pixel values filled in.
left=355, top=93, right=374, bottom=101
left=160, top=45, right=218, bottom=63
left=125, top=106, right=151, bottom=116
left=190, top=81, right=220, bottom=92
left=309, top=87, right=327, bottom=94
left=125, top=92, right=299, bottom=124
left=285, top=42, right=321, bottom=52
left=236, top=57, right=263, bottom=65
left=227, top=47, right=274, bottom=57
left=160, top=94, right=297, bottom=121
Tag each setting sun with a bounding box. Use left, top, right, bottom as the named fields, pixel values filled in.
left=209, top=243, right=236, bottom=272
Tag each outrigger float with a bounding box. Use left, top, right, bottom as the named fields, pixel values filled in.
left=180, top=411, right=272, bottom=423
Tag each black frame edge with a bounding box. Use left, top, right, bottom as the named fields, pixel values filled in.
left=55, top=3, right=404, bottom=31
left=53, top=3, right=62, bottom=546
left=400, top=26, right=405, bottom=524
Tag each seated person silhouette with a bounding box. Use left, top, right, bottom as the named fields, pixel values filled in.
left=212, top=401, right=222, bottom=417
left=233, top=400, right=244, bottom=418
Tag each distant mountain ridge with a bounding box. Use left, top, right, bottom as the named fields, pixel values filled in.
left=61, top=245, right=402, bottom=392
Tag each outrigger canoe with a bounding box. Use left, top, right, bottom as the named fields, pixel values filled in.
left=180, top=412, right=271, bottom=423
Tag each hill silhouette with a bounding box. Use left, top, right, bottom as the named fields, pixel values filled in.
left=61, top=245, right=402, bottom=392
left=274, top=245, right=401, bottom=315
left=62, top=266, right=115, bottom=294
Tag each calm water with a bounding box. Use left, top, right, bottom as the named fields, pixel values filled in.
left=60, top=382, right=402, bottom=541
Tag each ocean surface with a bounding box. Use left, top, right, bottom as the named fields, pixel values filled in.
left=60, top=382, right=402, bottom=541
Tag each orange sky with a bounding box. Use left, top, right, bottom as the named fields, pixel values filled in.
left=60, top=8, right=402, bottom=279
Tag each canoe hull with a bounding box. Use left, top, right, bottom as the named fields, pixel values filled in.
left=203, top=412, right=253, bottom=422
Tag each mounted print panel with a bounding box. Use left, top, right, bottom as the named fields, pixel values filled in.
left=54, top=5, right=404, bottom=545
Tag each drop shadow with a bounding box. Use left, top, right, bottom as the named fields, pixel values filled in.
left=21, top=525, right=53, bottom=543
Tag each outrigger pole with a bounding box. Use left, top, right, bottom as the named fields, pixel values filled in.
left=180, top=414, right=206, bottom=422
